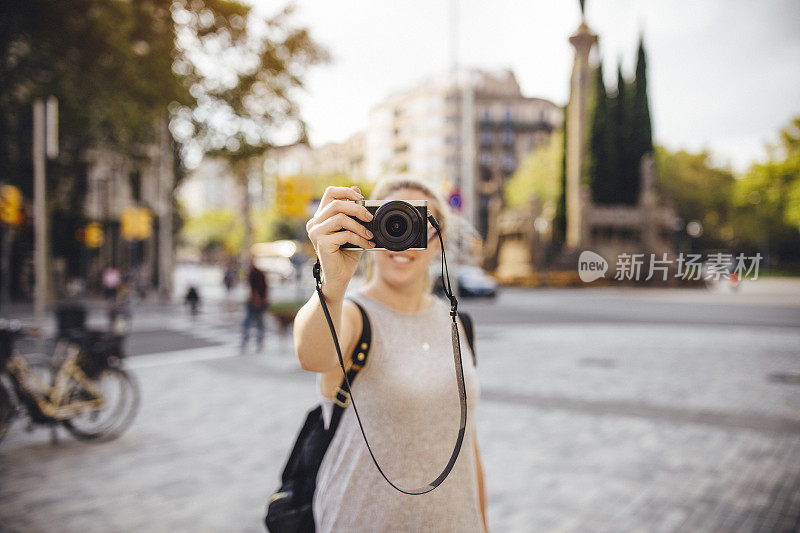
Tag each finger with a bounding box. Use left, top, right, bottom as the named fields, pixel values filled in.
left=316, top=199, right=373, bottom=224
left=320, top=230, right=375, bottom=251
left=319, top=186, right=363, bottom=209
left=307, top=215, right=371, bottom=246
left=317, top=213, right=374, bottom=241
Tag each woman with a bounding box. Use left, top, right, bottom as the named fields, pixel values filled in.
left=294, top=178, right=487, bottom=532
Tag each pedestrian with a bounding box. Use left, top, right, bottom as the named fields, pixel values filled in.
left=185, top=284, right=200, bottom=317
left=184, top=261, right=202, bottom=317
left=241, top=256, right=268, bottom=352
left=223, top=262, right=237, bottom=295
left=294, top=180, right=486, bottom=531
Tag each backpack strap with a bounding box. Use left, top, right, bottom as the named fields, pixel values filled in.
left=327, top=298, right=371, bottom=433
left=457, top=311, right=476, bottom=366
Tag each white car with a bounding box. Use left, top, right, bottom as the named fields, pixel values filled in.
left=456, top=266, right=498, bottom=298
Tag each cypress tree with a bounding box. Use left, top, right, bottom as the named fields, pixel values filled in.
left=612, top=64, right=635, bottom=204
left=630, top=37, right=653, bottom=202
left=587, top=62, right=616, bottom=204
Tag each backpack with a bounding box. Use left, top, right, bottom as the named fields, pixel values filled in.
left=264, top=299, right=475, bottom=532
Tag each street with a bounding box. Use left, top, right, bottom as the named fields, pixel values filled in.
left=1, top=278, right=799, bottom=532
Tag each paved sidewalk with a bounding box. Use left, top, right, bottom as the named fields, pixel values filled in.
left=1, top=292, right=799, bottom=531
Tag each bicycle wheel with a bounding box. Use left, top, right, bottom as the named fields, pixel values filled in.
left=63, top=368, right=140, bottom=440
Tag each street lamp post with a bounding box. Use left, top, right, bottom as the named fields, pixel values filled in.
left=32, top=97, right=58, bottom=335
left=157, top=116, right=174, bottom=302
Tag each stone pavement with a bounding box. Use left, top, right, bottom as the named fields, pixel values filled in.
left=1, top=286, right=800, bottom=532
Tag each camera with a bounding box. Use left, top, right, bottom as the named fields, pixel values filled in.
left=341, top=199, right=428, bottom=251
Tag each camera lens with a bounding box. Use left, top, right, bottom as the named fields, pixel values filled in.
left=385, top=214, right=409, bottom=238
left=372, top=200, right=424, bottom=251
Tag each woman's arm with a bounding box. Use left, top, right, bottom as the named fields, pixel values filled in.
left=475, top=433, right=488, bottom=532
left=294, top=291, right=360, bottom=372
left=294, top=185, right=374, bottom=373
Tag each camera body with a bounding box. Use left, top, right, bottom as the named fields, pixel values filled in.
left=342, top=199, right=428, bottom=251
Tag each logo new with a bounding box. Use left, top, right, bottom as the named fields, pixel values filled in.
left=578, top=251, right=608, bottom=282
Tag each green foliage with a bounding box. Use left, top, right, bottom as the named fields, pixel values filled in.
left=182, top=205, right=313, bottom=256
left=505, top=129, right=563, bottom=217
left=655, top=146, right=736, bottom=249
left=733, top=117, right=800, bottom=264
left=180, top=209, right=243, bottom=254
left=587, top=62, right=616, bottom=204
left=655, top=116, right=800, bottom=267
left=611, top=65, right=636, bottom=204
left=587, top=39, right=653, bottom=205
left=252, top=208, right=304, bottom=242
left=631, top=38, right=654, bottom=177
left=0, top=0, right=267, bottom=274
left=2, top=1, right=179, bottom=203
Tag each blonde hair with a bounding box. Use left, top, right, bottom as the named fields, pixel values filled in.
left=364, top=177, right=450, bottom=285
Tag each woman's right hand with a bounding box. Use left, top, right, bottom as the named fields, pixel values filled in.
left=306, top=185, right=375, bottom=298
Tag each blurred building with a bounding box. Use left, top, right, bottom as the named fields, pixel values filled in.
left=262, top=143, right=314, bottom=177
left=366, top=69, right=562, bottom=239
left=83, top=137, right=173, bottom=296
left=177, top=157, right=240, bottom=217
left=262, top=132, right=366, bottom=181
left=313, top=132, right=366, bottom=178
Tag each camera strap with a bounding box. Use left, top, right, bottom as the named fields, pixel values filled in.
left=311, top=213, right=467, bottom=495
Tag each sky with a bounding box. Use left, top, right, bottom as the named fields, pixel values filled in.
left=252, top=0, right=800, bottom=173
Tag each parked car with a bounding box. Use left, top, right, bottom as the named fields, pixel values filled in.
left=457, top=265, right=498, bottom=298
left=434, top=265, right=498, bottom=299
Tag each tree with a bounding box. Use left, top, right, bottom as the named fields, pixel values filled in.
left=175, top=4, right=329, bottom=250
left=655, top=146, right=736, bottom=250
left=0, top=0, right=258, bottom=279
left=629, top=37, right=653, bottom=201
left=733, top=116, right=800, bottom=265
left=587, top=62, right=616, bottom=204
left=611, top=64, right=636, bottom=204
left=180, top=208, right=243, bottom=255
left=1, top=1, right=328, bottom=278
left=584, top=39, right=654, bottom=207
left=505, top=129, right=563, bottom=214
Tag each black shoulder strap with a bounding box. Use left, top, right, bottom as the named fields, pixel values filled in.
left=327, top=298, right=371, bottom=434
left=457, top=311, right=476, bottom=366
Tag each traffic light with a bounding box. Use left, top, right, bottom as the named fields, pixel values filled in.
left=0, top=184, right=22, bottom=225
left=84, top=222, right=104, bottom=248
left=121, top=207, right=153, bottom=241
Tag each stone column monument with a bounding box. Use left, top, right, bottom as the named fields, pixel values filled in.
left=565, top=2, right=597, bottom=250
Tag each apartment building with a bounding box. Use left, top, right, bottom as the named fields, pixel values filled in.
left=366, top=69, right=562, bottom=237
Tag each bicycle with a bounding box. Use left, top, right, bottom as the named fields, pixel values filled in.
left=0, top=319, right=140, bottom=443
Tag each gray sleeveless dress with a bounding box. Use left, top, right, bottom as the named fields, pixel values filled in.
left=313, top=291, right=483, bottom=532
